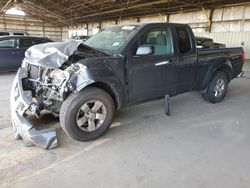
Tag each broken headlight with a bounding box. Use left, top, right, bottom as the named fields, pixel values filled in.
left=21, top=60, right=29, bottom=73
left=50, top=69, right=69, bottom=86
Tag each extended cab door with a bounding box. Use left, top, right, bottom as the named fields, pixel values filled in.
left=126, top=26, right=177, bottom=104
left=175, top=26, right=197, bottom=94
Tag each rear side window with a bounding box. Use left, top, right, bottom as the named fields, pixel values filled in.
left=14, top=32, right=24, bottom=36
left=19, top=38, right=45, bottom=48
left=31, top=39, right=45, bottom=45
left=203, top=40, right=214, bottom=48
left=176, top=27, right=191, bottom=54
left=0, top=39, right=17, bottom=48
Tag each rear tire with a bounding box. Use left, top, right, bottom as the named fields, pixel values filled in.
left=202, top=71, right=228, bottom=104
left=60, top=87, right=115, bottom=141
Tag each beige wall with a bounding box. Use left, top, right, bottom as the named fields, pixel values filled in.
left=0, top=15, right=65, bottom=41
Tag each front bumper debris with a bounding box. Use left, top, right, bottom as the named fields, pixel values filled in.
left=10, top=68, right=58, bottom=150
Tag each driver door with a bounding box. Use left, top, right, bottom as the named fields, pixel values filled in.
left=126, top=27, right=177, bottom=104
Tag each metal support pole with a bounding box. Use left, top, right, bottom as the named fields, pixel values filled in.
left=166, top=14, right=170, bottom=23
left=208, top=9, right=214, bottom=33
left=3, top=15, right=6, bottom=30
left=42, top=25, right=45, bottom=37
left=61, top=26, right=63, bottom=40
left=86, top=23, right=89, bottom=36
left=99, top=21, right=101, bottom=30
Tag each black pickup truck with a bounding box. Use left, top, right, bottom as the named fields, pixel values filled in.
left=11, top=23, right=244, bottom=149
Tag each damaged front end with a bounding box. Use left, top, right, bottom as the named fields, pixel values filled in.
left=10, top=41, right=95, bottom=149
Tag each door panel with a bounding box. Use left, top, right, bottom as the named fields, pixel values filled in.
left=0, top=48, right=25, bottom=71
left=128, top=55, right=177, bottom=103
left=9, top=48, right=26, bottom=70
left=177, top=54, right=197, bottom=93
left=0, top=38, right=23, bottom=71
left=175, top=27, right=197, bottom=94
left=127, top=27, right=177, bottom=104
left=0, top=49, right=14, bottom=71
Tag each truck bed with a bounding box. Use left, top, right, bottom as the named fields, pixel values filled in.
left=198, top=47, right=244, bottom=78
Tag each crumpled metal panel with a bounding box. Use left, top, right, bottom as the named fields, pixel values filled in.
left=12, top=112, right=57, bottom=150
left=10, top=69, right=58, bottom=150
left=24, top=41, right=79, bottom=69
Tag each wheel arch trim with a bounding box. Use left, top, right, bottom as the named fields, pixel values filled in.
left=201, top=59, right=232, bottom=92
left=86, top=81, right=125, bottom=110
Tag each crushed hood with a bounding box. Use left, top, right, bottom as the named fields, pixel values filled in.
left=23, top=41, right=108, bottom=69
left=23, top=41, right=80, bottom=69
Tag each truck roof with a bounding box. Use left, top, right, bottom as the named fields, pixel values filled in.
left=108, top=22, right=189, bottom=28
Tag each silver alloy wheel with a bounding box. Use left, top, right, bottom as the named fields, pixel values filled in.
left=213, top=78, right=225, bottom=97
left=76, top=100, right=107, bottom=132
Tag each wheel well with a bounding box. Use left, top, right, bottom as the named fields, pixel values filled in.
left=202, top=64, right=232, bottom=92
left=87, top=82, right=118, bottom=109
left=217, top=65, right=232, bottom=82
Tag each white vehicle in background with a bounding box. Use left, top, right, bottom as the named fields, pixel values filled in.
left=0, top=30, right=29, bottom=36
left=72, top=35, right=90, bottom=43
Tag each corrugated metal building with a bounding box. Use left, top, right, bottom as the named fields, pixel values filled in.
left=0, top=2, right=249, bottom=58
left=0, top=15, right=68, bottom=41
left=69, top=4, right=250, bottom=58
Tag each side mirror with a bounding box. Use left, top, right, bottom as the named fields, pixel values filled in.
left=136, top=45, right=154, bottom=56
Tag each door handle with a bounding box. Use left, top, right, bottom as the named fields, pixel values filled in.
left=155, top=60, right=174, bottom=66
left=11, top=51, right=20, bottom=54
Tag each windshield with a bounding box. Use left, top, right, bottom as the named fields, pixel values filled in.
left=84, top=25, right=140, bottom=55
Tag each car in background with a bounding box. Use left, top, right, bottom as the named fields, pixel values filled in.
left=72, top=35, right=90, bottom=43
left=0, top=36, right=52, bottom=72
left=0, top=30, right=29, bottom=36
left=196, top=36, right=225, bottom=49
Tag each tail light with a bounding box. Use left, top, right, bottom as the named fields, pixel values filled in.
left=242, top=51, right=245, bottom=64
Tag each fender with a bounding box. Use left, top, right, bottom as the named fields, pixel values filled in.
left=67, top=62, right=126, bottom=110
left=200, top=58, right=233, bottom=91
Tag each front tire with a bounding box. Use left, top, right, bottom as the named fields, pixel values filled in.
left=60, top=87, right=115, bottom=141
left=202, top=71, right=228, bottom=103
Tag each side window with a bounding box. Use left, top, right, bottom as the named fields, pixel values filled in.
left=19, top=38, right=43, bottom=48
left=34, top=39, right=46, bottom=44
left=0, top=32, right=9, bottom=36
left=138, top=29, right=172, bottom=56
left=19, top=38, right=32, bottom=48
left=176, top=27, right=191, bottom=54
left=0, top=39, right=17, bottom=48
left=13, top=32, right=24, bottom=36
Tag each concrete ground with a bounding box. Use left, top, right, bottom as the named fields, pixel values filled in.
left=1, top=61, right=250, bottom=188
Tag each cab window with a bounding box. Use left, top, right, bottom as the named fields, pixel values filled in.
left=0, top=39, right=17, bottom=48
left=19, top=38, right=44, bottom=48
left=137, top=29, right=172, bottom=56
left=0, top=32, right=9, bottom=36
left=176, top=27, right=191, bottom=54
